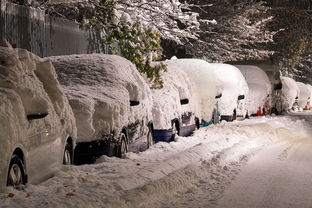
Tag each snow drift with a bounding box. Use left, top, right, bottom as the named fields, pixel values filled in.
left=150, top=60, right=201, bottom=129
left=211, top=64, right=249, bottom=117
left=48, top=54, right=153, bottom=143
left=281, top=77, right=300, bottom=111
left=0, top=46, right=76, bottom=190
left=165, top=58, right=221, bottom=122
left=236, top=65, right=271, bottom=115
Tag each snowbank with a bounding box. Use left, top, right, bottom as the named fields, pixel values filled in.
left=48, top=54, right=153, bottom=143
left=296, top=82, right=310, bottom=110
left=236, top=65, right=271, bottom=114
left=165, top=58, right=221, bottom=122
left=0, top=46, right=76, bottom=190
left=150, top=60, right=201, bottom=129
left=281, top=77, right=300, bottom=111
left=211, top=64, right=249, bottom=116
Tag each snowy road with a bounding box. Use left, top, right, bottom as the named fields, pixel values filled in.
left=1, top=115, right=312, bottom=208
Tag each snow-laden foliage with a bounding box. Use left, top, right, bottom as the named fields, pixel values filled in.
left=184, top=0, right=274, bottom=62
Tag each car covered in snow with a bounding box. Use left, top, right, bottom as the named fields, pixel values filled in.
left=212, top=64, right=249, bottom=121
left=167, top=58, right=223, bottom=124
left=150, top=60, right=201, bottom=142
left=235, top=65, right=272, bottom=116
left=305, top=84, right=312, bottom=110
left=281, top=77, right=300, bottom=112
left=0, top=46, right=76, bottom=191
left=49, top=54, right=154, bottom=163
left=296, top=82, right=311, bottom=111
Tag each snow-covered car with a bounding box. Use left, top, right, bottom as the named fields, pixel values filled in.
left=167, top=58, right=222, bottom=124
left=296, top=82, right=311, bottom=111
left=212, top=64, right=249, bottom=121
left=236, top=65, right=272, bottom=116
left=150, top=60, right=201, bottom=142
left=49, top=54, right=153, bottom=163
left=281, top=77, right=300, bottom=112
left=305, top=84, right=312, bottom=110
left=0, top=46, right=76, bottom=191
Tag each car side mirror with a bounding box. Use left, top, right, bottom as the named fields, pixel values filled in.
left=130, top=100, right=140, bottom=106
left=238, top=95, right=245, bottom=100
left=180, top=99, right=189, bottom=105
left=215, top=93, right=222, bottom=99
left=27, top=113, right=48, bottom=121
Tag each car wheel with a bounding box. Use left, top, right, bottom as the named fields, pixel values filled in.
left=195, top=117, right=200, bottom=129
left=117, top=133, right=128, bottom=158
left=171, top=122, right=179, bottom=141
left=147, top=128, right=154, bottom=149
left=63, top=143, right=72, bottom=165
left=7, top=155, right=25, bottom=189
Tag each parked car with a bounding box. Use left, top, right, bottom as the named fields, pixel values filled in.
left=296, top=82, right=311, bottom=111
left=150, top=60, right=201, bottom=142
left=49, top=54, right=154, bottom=163
left=305, top=84, right=312, bottom=110
left=281, top=76, right=300, bottom=112
left=0, top=46, right=76, bottom=191
left=167, top=58, right=223, bottom=125
left=211, top=64, right=249, bottom=121
left=235, top=65, right=272, bottom=116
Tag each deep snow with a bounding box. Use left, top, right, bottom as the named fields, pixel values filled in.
left=0, top=115, right=311, bottom=208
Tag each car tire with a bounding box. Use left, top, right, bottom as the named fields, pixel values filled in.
left=147, top=128, right=154, bottom=149
left=117, top=133, right=128, bottom=158
left=63, top=143, right=72, bottom=165
left=7, top=155, right=26, bottom=189
left=171, top=122, right=179, bottom=141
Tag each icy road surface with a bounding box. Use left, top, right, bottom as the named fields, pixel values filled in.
left=1, top=115, right=312, bottom=208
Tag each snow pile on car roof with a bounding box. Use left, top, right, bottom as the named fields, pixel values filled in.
left=211, top=64, right=249, bottom=116
left=281, top=77, right=300, bottom=111
left=236, top=65, right=271, bottom=114
left=49, top=54, right=153, bottom=142
left=150, top=60, right=201, bottom=129
left=166, top=58, right=221, bottom=122
left=0, top=46, right=76, bottom=138
left=296, top=82, right=310, bottom=109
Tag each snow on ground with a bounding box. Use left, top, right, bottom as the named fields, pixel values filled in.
left=1, top=115, right=311, bottom=208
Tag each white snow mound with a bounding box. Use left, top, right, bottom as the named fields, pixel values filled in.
left=48, top=54, right=153, bottom=143
left=296, top=81, right=310, bottom=109
left=281, top=77, right=299, bottom=111
left=165, top=58, right=221, bottom=122
left=236, top=65, right=271, bottom=114
left=212, top=64, right=249, bottom=116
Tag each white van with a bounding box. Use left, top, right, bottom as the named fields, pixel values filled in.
left=296, top=82, right=311, bottom=111
left=151, top=60, right=201, bottom=142
left=167, top=58, right=222, bottom=124
left=0, top=46, right=76, bottom=191
left=49, top=54, right=153, bottom=163
left=212, top=64, right=249, bottom=121
left=281, top=77, right=300, bottom=112
left=236, top=65, right=272, bottom=116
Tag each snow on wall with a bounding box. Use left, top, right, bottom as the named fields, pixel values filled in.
left=166, top=58, right=221, bottom=122
left=296, top=82, right=310, bottom=109
left=150, top=60, right=201, bottom=129
left=281, top=77, right=300, bottom=111
left=235, top=65, right=271, bottom=114
left=0, top=46, right=76, bottom=190
left=211, top=64, right=249, bottom=116
left=48, top=54, right=153, bottom=143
